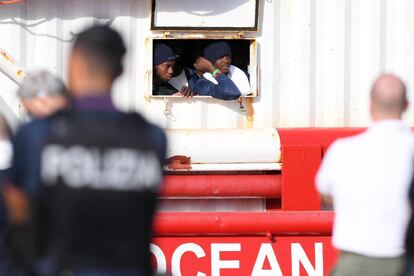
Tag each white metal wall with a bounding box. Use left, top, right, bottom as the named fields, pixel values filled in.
left=1, top=0, right=414, bottom=128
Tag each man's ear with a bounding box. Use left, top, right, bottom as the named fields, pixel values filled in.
left=404, top=99, right=409, bottom=112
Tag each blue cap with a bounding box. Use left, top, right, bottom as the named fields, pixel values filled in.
left=154, top=43, right=178, bottom=66
left=203, top=42, right=232, bottom=64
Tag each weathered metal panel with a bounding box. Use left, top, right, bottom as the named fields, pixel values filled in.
left=0, top=0, right=414, bottom=128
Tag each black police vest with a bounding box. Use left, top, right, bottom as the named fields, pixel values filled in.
left=36, top=110, right=164, bottom=272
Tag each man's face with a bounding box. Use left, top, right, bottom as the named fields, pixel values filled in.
left=155, top=61, right=175, bottom=82
left=22, top=95, right=68, bottom=119
left=214, top=55, right=231, bottom=74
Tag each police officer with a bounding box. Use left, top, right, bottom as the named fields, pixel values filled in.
left=4, top=25, right=166, bottom=276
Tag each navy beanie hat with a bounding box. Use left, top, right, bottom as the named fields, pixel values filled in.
left=154, top=43, right=177, bottom=66
left=203, top=42, right=232, bottom=64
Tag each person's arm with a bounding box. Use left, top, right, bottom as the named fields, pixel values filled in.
left=193, top=57, right=241, bottom=100
left=3, top=184, right=29, bottom=225
left=0, top=129, right=28, bottom=225
left=4, top=120, right=47, bottom=225
left=173, top=86, right=194, bottom=99
left=3, top=128, right=30, bottom=225
left=193, top=74, right=241, bottom=100
left=193, top=72, right=242, bottom=100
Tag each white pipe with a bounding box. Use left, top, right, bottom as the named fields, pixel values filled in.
left=164, top=162, right=281, bottom=172
left=166, top=128, right=281, bottom=164
left=0, top=48, right=25, bottom=85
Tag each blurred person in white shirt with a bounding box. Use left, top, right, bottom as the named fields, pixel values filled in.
left=316, top=74, right=414, bottom=276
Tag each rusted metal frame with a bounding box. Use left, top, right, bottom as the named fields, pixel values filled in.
left=153, top=211, right=334, bottom=236
left=161, top=174, right=282, bottom=198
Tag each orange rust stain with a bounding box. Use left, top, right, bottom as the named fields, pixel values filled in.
left=166, top=155, right=192, bottom=170
left=1, top=50, right=15, bottom=64
left=245, top=97, right=254, bottom=128
left=0, top=0, right=22, bottom=5
left=16, top=69, right=25, bottom=78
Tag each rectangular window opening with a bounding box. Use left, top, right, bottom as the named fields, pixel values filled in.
left=150, top=39, right=258, bottom=100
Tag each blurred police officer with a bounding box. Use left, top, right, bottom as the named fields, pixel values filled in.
left=4, top=25, right=166, bottom=276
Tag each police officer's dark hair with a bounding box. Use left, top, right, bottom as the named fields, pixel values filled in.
left=73, top=25, right=126, bottom=79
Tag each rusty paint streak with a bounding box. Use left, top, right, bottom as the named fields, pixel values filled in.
left=166, top=155, right=192, bottom=170
left=250, top=40, right=258, bottom=97
left=0, top=0, right=22, bottom=4
left=16, top=69, right=25, bottom=78
left=1, top=50, right=15, bottom=64
left=245, top=97, right=254, bottom=127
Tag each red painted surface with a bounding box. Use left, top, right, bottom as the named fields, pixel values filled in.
left=278, top=128, right=365, bottom=154
left=152, top=236, right=338, bottom=276
left=278, top=128, right=366, bottom=210
left=154, top=128, right=364, bottom=275
left=281, top=146, right=322, bottom=211
left=161, top=175, right=282, bottom=198
left=154, top=211, right=334, bottom=235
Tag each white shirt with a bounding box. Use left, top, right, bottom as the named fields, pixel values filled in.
left=316, top=120, right=414, bottom=257
left=203, top=65, right=251, bottom=96
left=0, top=139, right=12, bottom=170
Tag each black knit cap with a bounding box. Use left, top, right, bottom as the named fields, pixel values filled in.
left=154, top=43, right=178, bottom=66
left=203, top=42, right=232, bottom=64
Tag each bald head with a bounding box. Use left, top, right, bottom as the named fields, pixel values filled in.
left=370, top=74, right=408, bottom=120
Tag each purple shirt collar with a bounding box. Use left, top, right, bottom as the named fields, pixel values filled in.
left=72, top=95, right=116, bottom=112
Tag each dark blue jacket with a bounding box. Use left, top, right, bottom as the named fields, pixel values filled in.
left=185, top=69, right=241, bottom=100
